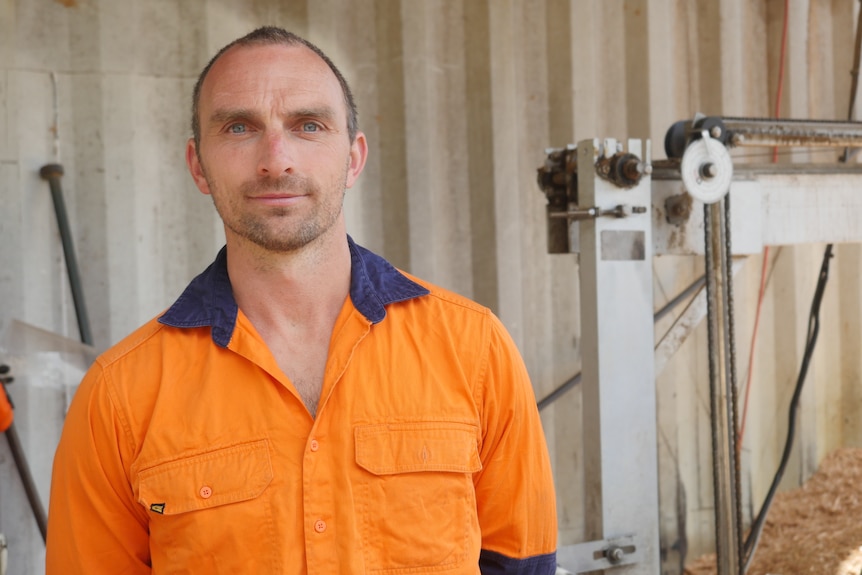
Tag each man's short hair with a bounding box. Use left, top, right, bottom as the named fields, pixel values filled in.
left=191, top=26, right=359, bottom=150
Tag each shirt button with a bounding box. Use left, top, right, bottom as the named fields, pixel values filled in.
left=314, top=520, right=327, bottom=533
left=199, top=486, right=213, bottom=499
left=309, top=439, right=319, bottom=452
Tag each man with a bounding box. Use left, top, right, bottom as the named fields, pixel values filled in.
left=47, top=27, right=557, bottom=574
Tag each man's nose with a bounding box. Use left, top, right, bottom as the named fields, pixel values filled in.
left=257, top=130, right=294, bottom=176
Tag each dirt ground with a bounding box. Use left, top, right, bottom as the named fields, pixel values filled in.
left=684, top=447, right=862, bottom=575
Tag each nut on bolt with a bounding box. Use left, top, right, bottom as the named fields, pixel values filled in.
left=622, top=158, right=650, bottom=181
left=700, top=162, right=718, bottom=179
left=665, top=193, right=693, bottom=225
left=604, top=546, right=625, bottom=565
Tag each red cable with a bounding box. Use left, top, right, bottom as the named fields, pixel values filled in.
left=737, top=249, right=769, bottom=450
left=737, top=0, right=789, bottom=452
left=772, top=0, right=790, bottom=163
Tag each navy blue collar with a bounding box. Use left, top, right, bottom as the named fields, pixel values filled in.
left=159, top=236, right=429, bottom=347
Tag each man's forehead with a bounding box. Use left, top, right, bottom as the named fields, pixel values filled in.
left=201, top=43, right=339, bottom=103
left=216, top=42, right=316, bottom=67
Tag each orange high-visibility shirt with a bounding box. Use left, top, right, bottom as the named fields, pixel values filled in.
left=47, top=237, right=557, bottom=574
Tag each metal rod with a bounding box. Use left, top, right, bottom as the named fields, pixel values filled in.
left=654, top=275, right=706, bottom=324
left=537, top=274, right=706, bottom=411
left=651, top=161, right=862, bottom=180
left=4, top=421, right=48, bottom=543
left=537, top=373, right=581, bottom=412
left=39, top=164, right=94, bottom=346
left=720, top=117, right=862, bottom=148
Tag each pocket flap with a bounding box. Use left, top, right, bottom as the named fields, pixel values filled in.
left=137, top=439, right=273, bottom=516
left=355, top=421, right=481, bottom=475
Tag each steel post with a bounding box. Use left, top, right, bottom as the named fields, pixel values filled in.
left=557, top=139, right=659, bottom=574
left=39, top=164, right=93, bottom=347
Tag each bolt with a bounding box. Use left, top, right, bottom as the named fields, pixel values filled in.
left=605, top=546, right=625, bottom=565
left=710, top=126, right=722, bottom=139
left=622, top=159, right=642, bottom=181
left=700, top=162, right=717, bottom=179
left=615, top=204, right=630, bottom=217
left=627, top=161, right=653, bottom=176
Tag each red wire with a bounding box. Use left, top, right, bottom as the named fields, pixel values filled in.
left=737, top=248, right=770, bottom=450
left=771, top=0, right=790, bottom=163
left=737, top=0, right=789, bottom=452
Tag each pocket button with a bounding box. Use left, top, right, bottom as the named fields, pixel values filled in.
left=199, top=486, right=213, bottom=499
left=314, top=519, right=326, bottom=533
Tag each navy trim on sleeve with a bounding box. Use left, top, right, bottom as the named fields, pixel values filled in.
left=479, top=549, right=557, bottom=575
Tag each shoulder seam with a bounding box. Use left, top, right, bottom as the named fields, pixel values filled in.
left=95, top=319, right=171, bottom=369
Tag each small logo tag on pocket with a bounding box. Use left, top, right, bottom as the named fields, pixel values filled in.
left=150, top=503, right=166, bottom=514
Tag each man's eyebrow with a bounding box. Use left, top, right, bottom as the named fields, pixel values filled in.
left=207, top=108, right=258, bottom=126
left=206, top=106, right=341, bottom=127
left=291, top=107, right=338, bottom=122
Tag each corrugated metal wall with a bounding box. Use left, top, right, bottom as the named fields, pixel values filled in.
left=1, top=1, right=861, bottom=573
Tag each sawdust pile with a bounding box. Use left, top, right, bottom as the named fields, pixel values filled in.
left=685, top=447, right=862, bottom=575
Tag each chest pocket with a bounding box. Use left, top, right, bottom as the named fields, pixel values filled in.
left=355, top=422, right=482, bottom=573
left=135, top=439, right=276, bottom=574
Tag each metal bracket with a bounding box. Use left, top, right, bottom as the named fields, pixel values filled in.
left=557, top=534, right=641, bottom=573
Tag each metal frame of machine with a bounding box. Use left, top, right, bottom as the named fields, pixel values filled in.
left=538, top=117, right=862, bottom=574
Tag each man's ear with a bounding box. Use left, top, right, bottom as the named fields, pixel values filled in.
left=186, top=138, right=211, bottom=195
left=345, top=132, right=368, bottom=189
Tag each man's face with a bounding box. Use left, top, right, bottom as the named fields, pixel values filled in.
left=186, top=43, right=367, bottom=253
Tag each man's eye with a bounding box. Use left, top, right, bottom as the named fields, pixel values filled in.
left=302, top=122, right=320, bottom=133
left=228, top=123, right=247, bottom=134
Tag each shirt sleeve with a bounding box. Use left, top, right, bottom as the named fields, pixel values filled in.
left=47, top=361, right=151, bottom=575
left=473, top=312, right=558, bottom=574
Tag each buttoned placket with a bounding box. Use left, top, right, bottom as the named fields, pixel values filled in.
left=303, top=311, right=372, bottom=575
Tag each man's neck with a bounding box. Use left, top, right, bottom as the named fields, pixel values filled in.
left=224, top=228, right=351, bottom=416
left=225, top=229, right=352, bottom=334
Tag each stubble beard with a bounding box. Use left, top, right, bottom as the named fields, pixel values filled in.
left=207, top=171, right=347, bottom=254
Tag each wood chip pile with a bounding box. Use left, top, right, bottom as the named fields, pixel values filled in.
left=685, top=447, right=862, bottom=575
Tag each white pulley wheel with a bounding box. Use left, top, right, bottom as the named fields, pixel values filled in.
left=680, top=135, right=733, bottom=204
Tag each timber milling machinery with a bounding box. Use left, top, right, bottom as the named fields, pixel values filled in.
left=537, top=115, right=862, bottom=575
